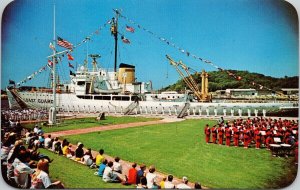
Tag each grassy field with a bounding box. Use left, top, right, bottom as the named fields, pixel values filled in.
left=62, top=119, right=297, bottom=189
left=24, top=116, right=159, bottom=133
left=38, top=148, right=130, bottom=188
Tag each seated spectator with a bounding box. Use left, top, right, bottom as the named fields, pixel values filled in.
left=96, top=149, right=105, bottom=167
left=194, top=182, right=202, bottom=189
left=113, top=156, right=122, bottom=174
left=31, top=159, right=64, bottom=189
left=7, top=143, right=26, bottom=184
left=85, top=148, right=94, bottom=162
left=136, top=176, right=147, bottom=189
left=176, top=176, right=191, bottom=189
left=127, top=163, right=138, bottom=185
left=82, top=149, right=93, bottom=166
left=33, top=125, right=39, bottom=133
left=160, top=177, right=166, bottom=188
left=103, top=161, right=126, bottom=183
left=146, top=165, right=158, bottom=189
left=44, top=135, right=52, bottom=149
left=164, top=175, right=175, bottom=189
left=28, top=136, right=36, bottom=150
left=13, top=150, right=35, bottom=188
left=54, top=142, right=63, bottom=155
left=37, top=127, right=44, bottom=135
left=98, top=159, right=108, bottom=177
left=62, top=139, right=68, bottom=149
left=25, top=133, right=33, bottom=145
left=136, top=164, right=146, bottom=185
left=52, top=137, right=59, bottom=152
left=62, top=141, right=73, bottom=158
left=33, top=137, right=40, bottom=149
left=39, top=135, right=45, bottom=148
left=75, top=143, right=84, bottom=161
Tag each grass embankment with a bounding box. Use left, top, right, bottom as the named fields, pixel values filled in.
left=24, top=116, right=159, bottom=133
left=38, top=149, right=129, bottom=188
left=63, top=119, right=297, bottom=189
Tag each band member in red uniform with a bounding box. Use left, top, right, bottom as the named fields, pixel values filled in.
left=265, top=134, right=274, bottom=150
left=211, top=125, right=217, bottom=144
left=204, top=124, right=211, bottom=144
left=233, top=126, right=239, bottom=147
left=225, top=126, right=232, bottom=146
left=243, top=127, right=250, bottom=149
left=255, top=130, right=261, bottom=149
left=218, top=125, right=224, bottom=145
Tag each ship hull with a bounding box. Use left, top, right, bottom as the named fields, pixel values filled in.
left=6, top=89, right=296, bottom=116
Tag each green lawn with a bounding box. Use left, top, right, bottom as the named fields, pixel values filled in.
left=62, top=119, right=297, bottom=189
left=38, top=148, right=130, bottom=188
left=24, top=116, right=159, bottom=133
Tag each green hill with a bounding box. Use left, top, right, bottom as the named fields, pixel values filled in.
left=162, top=70, right=298, bottom=92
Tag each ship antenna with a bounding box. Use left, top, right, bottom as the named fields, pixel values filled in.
left=111, top=9, right=120, bottom=73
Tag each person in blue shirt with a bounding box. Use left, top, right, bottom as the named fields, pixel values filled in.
left=98, top=159, right=107, bottom=177
left=136, top=164, right=146, bottom=184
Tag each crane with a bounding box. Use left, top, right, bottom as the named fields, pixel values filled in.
left=166, top=55, right=203, bottom=101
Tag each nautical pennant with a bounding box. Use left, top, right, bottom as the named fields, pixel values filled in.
left=68, top=62, right=74, bottom=69
left=49, top=42, right=55, bottom=50
left=70, top=70, right=76, bottom=76
left=126, top=25, right=135, bottom=33
left=121, top=36, right=130, bottom=44
left=48, top=60, right=53, bottom=67
left=67, top=53, right=74, bottom=60
left=9, top=79, right=15, bottom=85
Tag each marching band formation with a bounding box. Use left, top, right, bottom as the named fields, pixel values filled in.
left=1, top=109, right=48, bottom=123
left=204, top=117, right=299, bottom=161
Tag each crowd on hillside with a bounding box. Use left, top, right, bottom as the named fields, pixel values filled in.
left=1, top=115, right=202, bottom=189
left=204, top=117, right=298, bottom=163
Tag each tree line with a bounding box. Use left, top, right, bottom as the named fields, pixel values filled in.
left=162, top=70, right=299, bottom=92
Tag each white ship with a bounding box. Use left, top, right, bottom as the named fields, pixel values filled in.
left=6, top=9, right=297, bottom=118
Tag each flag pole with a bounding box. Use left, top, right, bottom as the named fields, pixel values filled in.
left=51, top=2, right=57, bottom=125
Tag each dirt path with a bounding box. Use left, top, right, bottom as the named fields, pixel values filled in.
left=46, top=118, right=180, bottom=138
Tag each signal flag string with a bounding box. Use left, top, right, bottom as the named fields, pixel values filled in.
left=117, top=11, right=277, bottom=92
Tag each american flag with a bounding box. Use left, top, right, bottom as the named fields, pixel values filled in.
left=57, top=36, right=73, bottom=49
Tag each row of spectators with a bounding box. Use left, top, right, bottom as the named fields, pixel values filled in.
left=1, top=121, right=202, bottom=189
left=1, top=130, right=63, bottom=188
left=42, top=135, right=202, bottom=189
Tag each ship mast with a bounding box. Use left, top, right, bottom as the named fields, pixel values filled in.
left=111, top=9, right=120, bottom=73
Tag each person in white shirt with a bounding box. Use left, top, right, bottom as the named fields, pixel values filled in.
left=31, top=159, right=64, bottom=189
left=146, top=165, right=158, bottom=188
left=33, top=125, right=39, bottom=133
left=164, top=175, right=175, bottom=189
left=176, top=176, right=191, bottom=189
left=51, top=137, right=59, bottom=152
left=103, top=161, right=125, bottom=183
left=112, top=156, right=122, bottom=173
left=44, top=135, right=52, bottom=149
